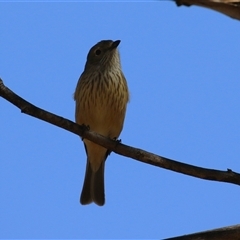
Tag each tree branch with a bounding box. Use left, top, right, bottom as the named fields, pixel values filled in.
left=174, top=0, right=240, bottom=21
left=165, top=224, right=240, bottom=240
left=1, top=78, right=240, bottom=185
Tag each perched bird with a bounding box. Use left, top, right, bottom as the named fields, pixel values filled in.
left=74, top=40, right=129, bottom=206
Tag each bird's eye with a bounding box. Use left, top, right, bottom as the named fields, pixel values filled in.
left=95, top=49, right=101, bottom=56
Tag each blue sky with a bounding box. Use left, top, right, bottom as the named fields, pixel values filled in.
left=1, top=2, right=240, bottom=239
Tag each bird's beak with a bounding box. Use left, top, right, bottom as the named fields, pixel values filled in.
left=110, top=40, right=121, bottom=49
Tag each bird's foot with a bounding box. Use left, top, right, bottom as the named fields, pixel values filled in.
left=114, top=137, right=121, bottom=144
left=106, top=138, right=121, bottom=158
left=81, top=124, right=90, bottom=140
left=81, top=124, right=90, bottom=130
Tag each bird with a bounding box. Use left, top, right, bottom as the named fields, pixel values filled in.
left=74, top=40, right=129, bottom=206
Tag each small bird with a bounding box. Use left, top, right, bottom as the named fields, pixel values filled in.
left=74, top=40, right=129, bottom=206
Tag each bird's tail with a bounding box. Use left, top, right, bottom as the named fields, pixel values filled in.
left=80, top=159, right=105, bottom=206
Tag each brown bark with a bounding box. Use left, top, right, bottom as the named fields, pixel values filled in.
left=175, top=0, right=240, bottom=20
left=1, top=78, right=240, bottom=186
left=165, top=224, right=240, bottom=240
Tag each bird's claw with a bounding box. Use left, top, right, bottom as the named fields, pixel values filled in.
left=113, top=138, right=122, bottom=148
left=81, top=124, right=90, bottom=141
left=81, top=124, right=90, bottom=131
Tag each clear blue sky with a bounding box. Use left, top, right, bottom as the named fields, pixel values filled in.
left=1, top=2, right=240, bottom=239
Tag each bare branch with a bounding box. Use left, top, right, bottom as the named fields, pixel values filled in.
left=1, top=78, right=240, bottom=185
left=165, top=224, right=240, bottom=240
left=174, top=0, right=240, bottom=21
